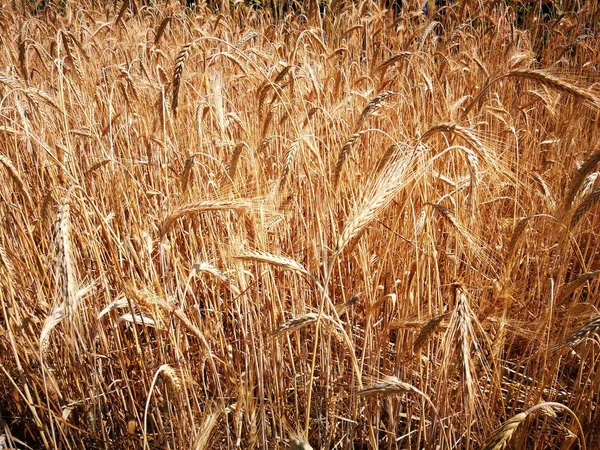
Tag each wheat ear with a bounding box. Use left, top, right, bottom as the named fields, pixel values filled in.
left=143, top=364, right=183, bottom=449
left=562, top=149, right=600, bottom=211
left=234, top=250, right=311, bottom=277
left=570, top=187, right=600, bottom=229
left=464, top=69, right=600, bottom=117
left=160, top=199, right=252, bottom=235
left=0, top=153, right=32, bottom=205
left=481, top=402, right=586, bottom=450
left=556, top=271, right=600, bottom=303
left=335, top=150, right=414, bottom=257
left=551, top=315, right=600, bottom=351
left=413, top=313, right=450, bottom=353
left=172, top=41, right=194, bottom=115
left=358, top=376, right=449, bottom=448
left=332, top=91, right=396, bottom=188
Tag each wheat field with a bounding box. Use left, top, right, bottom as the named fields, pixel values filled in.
left=0, top=0, right=599, bottom=448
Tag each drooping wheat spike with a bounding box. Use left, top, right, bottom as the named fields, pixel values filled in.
left=481, top=403, right=586, bottom=450
left=192, top=261, right=241, bottom=296
left=464, top=69, right=600, bottom=117
left=236, top=31, right=257, bottom=48
left=0, top=240, right=12, bottom=276
left=52, top=195, right=76, bottom=313
left=421, top=122, right=501, bottom=176
left=335, top=294, right=360, bottom=315
left=0, top=73, right=23, bottom=91
left=97, top=297, right=129, bottom=320
left=359, top=375, right=449, bottom=446
left=462, top=145, right=480, bottom=219
left=290, top=433, right=314, bottom=450
left=160, top=364, right=182, bottom=393
left=413, top=313, right=449, bottom=353
left=373, top=143, right=406, bottom=175
left=61, top=31, right=83, bottom=81
left=160, top=199, right=252, bottom=235
left=234, top=250, right=310, bottom=277
left=504, top=216, right=530, bottom=263
left=172, top=41, right=194, bottom=116
left=551, top=315, right=600, bottom=351
left=480, top=411, right=529, bottom=450
left=355, top=90, right=396, bottom=130
left=449, top=285, right=476, bottom=413
left=224, top=142, right=246, bottom=189
left=181, top=154, right=196, bottom=195
left=332, top=91, right=396, bottom=189
left=578, top=172, right=599, bottom=201
left=508, top=69, right=600, bottom=106
left=192, top=412, right=220, bottom=450
left=118, top=66, right=138, bottom=100
left=0, top=154, right=32, bottom=206
left=18, top=34, right=29, bottom=83
left=531, top=172, right=555, bottom=209
left=556, top=270, right=600, bottom=303
left=143, top=364, right=183, bottom=448
left=271, top=312, right=319, bottom=336
left=0, top=125, right=22, bottom=136
left=39, top=304, right=65, bottom=354
left=26, top=85, right=61, bottom=113
left=335, top=149, right=414, bottom=257
left=279, top=137, right=303, bottom=191
left=358, top=376, right=419, bottom=398
left=373, top=52, right=415, bottom=76
left=117, top=313, right=160, bottom=329
left=563, top=150, right=600, bottom=212
left=332, top=131, right=365, bottom=189
left=430, top=202, right=495, bottom=269
left=154, top=15, right=172, bottom=46
left=258, top=65, right=292, bottom=109
left=570, top=186, right=600, bottom=228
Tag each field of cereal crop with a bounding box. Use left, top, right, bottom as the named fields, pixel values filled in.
left=0, top=1, right=599, bottom=448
